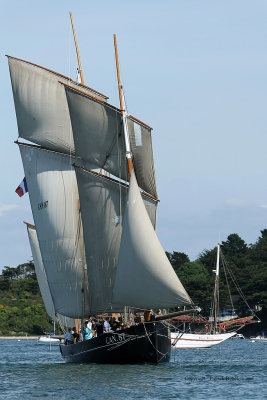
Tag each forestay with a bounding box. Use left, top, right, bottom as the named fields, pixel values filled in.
left=19, top=143, right=90, bottom=318
left=27, top=224, right=75, bottom=328
left=113, top=172, right=192, bottom=309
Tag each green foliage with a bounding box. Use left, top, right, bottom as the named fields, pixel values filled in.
left=168, top=231, right=267, bottom=317
left=0, top=262, right=53, bottom=335
left=166, top=251, right=190, bottom=273
left=1, top=230, right=267, bottom=335
left=178, top=261, right=212, bottom=314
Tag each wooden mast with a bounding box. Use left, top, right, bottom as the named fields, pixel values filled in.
left=70, top=12, right=84, bottom=334
left=69, top=11, right=84, bottom=85
left=113, top=35, right=156, bottom=323
left=113, top=34, right=132, bottom=177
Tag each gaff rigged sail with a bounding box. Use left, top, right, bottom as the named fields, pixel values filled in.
left=26, top=223, right=75, bottom=328
left=19, top=143, right=90, bottom=318
left=8, top=56, right=107, bottom=155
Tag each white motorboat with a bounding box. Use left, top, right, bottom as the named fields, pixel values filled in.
left=250, top=335, right=267, bottom=343
left=37, top=335, right=60, bottom=345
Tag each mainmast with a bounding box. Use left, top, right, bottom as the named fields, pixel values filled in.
left=113, top=34, right=132, bottom=178
left=69, top=11, right=84, bottom=85
left=70, top=13, right=85, bottom=332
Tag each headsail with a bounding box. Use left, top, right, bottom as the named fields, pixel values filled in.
left=18, top=143, right=90, bottom=318
left=26, top=223, right=75, bottom=328
left=113, top=172, right=192, bottom=309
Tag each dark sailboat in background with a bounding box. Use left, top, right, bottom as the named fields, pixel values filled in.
left=7, top=14, right=194, bottom=363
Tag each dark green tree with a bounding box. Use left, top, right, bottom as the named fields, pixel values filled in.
left=177, top=260, right=212, bottom=314
left=166, top=251, right=190, bottom=273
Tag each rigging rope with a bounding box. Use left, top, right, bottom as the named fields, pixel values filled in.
left=220, top=251, right=258, bottom=319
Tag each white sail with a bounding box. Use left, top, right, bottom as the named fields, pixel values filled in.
left=74, top=166, right=158, bottom=314
left=8, top=56, right=107, bottom=154
left=127, top=117, right=157, bottom=198
left=19, top=143, right=90, bottom=318
left=26, top=224, right=75, bottom=328
left=113, top=172, right=192, bottom=309
left=142, top=195, right=157, bottom=229
left=65, top=85, right=158, bottom=197
left=74, top=167, right=125, bottom=314
left=65, top=85, right=127, bottom=179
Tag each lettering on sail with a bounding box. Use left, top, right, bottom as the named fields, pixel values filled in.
left=38, top=201, right=48, bottom=210
left=106, top=333, right=125, bottom=345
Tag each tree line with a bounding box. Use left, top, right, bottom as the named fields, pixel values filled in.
left=0, top=230, right=266, bottom=335
left=0, top=261, right=52, bottom=335
left=167, top=230, right=267, bottom=328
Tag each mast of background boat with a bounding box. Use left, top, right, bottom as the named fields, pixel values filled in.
left=213, top=243, right=220, bottom=333
left=69, top=11, right=84, bottom=85
left=113, top=34, right=132, bottom=178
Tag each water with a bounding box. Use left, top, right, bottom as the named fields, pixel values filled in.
left=0, top=339, right=266, bottom=399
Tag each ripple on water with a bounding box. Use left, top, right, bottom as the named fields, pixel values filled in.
left=0, top=339, right=266, bottom=400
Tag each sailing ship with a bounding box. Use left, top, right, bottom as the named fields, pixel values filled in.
left=171, top=243, right=257, bottom=349
left=8, top=17, right=195, bottom=363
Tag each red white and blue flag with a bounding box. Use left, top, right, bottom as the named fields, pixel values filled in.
left=15, top=177, right=28, bottom=197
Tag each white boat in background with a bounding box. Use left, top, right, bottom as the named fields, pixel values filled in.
left=171, top=332, right=236, bottom=349
left=171, top=243, right=258, bottom=349
left=250, top=335, right=267, bottom=343
left=37, top=335, right=60, bottom=345
left=230, top=333, right=245, bottom=339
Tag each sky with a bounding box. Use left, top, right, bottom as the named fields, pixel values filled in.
left=1, top=0, right=267, bottom=270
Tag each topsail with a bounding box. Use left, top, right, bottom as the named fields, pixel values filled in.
left=8, top=56, right=107, bottom=155
left=65, top=85, right=158, bottom=197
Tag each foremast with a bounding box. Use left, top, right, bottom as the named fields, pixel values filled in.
left=70, top=11, right=85, bottom=334
left=69, top=11, right=84, bottom=85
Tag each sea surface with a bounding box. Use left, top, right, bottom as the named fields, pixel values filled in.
left=0, top=339, right=266, bottom=400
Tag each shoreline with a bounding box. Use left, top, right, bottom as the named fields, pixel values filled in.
left=0, top=336, right=39, bottom=340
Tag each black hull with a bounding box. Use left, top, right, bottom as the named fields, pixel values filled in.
left=60, top=322, right=170, bottom=364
